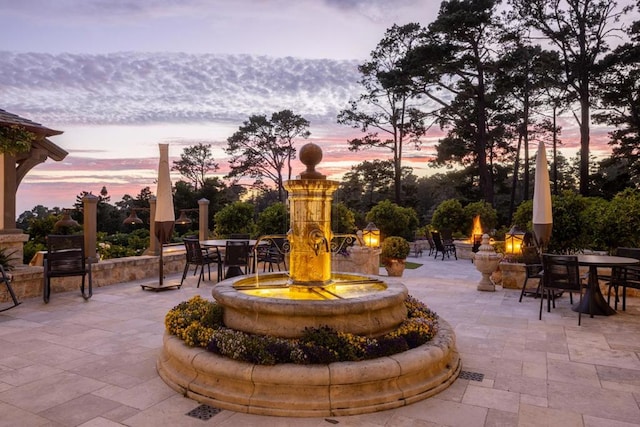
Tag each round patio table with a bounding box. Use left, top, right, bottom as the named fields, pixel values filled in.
left=574, top=254, right=639, bottom=316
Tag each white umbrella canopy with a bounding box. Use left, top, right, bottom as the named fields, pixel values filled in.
left=153, top=143, right=175, bottom=289
left=155, top=143, right=175, bottom=245
left=532, top=141, right=553, bottom=250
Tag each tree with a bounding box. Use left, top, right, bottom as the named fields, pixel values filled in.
left=226, top=110, right=310, bottom=203
left=172, top=142, right=219, bottom=191
left=509, top=0, right=633, bottom=196
left=495, top=42, right=563, bottom=201
left=338, top=23, right=430, bottom=203
left=407, top=0, right=505, bottom=205
left=594, top=7, right=640, bottom=184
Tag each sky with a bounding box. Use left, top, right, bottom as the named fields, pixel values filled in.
left=0, top=0, right=636, bottom=215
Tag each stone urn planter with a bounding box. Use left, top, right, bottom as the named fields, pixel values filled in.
left=384, top=258, right=406, bottom=277
left=473, top=234, right=502, bottom=292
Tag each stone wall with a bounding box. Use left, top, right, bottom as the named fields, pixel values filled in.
left=0, top=252, right=186, bottom=303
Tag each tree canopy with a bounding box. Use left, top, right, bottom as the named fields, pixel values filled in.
left=226, top=110, right=310, bottom=203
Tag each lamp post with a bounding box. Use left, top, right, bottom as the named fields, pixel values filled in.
left=362, top=222, right=380, bottom=248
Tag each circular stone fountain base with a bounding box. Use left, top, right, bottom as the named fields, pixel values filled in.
left=213, top=272, right=408, bottom=338
left=157, top=318, right=460, bottom=417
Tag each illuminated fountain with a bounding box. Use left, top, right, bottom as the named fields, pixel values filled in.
left=158, top=143, right=460, bottom=417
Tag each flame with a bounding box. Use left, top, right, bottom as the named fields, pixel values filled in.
left=472, top=215, right=483, bottom=237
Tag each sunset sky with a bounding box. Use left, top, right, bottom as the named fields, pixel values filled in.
left=0, top=0, right=635, bottom=215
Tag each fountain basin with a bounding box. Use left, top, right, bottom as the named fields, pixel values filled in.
left=212, top=272, right=408, bottom=338
left=157, top=318, right=460, bottom=417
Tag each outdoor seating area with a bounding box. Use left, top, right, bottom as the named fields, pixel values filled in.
left=0, top=252, right=639, bottom=426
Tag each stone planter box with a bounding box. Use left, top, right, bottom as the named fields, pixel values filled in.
left=331, top=247, right=380, bottom=276
left=454, top=240, right=474, bottom=260
left=498, top=262, right=527, bottom=289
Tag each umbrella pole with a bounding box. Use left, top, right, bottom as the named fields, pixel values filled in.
left=159, top=244, right=164, bottom=287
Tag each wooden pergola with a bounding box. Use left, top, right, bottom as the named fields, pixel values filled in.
left=0, top=109, right=67, bottom=263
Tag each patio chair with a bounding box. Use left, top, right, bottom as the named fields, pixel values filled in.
left=540, top=254, right=587, bottom=325
left=518, top=246, right=544, bottom=302
left=431, top=231, right=457, bottom=260
left=606, top=247, right=640, bottom=311
left=43, top=235, right=92, bottom=303
left=182, top=237, right=222, bottom=287
left=0, top=265, right=21, bottom=312
left=263, top=237, right=287, bottom=272
left=425, top=232, right=436, bottom=256
left=224, top=240, right=250, bottom=279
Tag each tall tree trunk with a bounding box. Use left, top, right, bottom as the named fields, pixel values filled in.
left=476, top=66, right=493, bottom=205
left=523, top=88, right=530, bottom=200
left=579, top=80, right=590, bottom=196
left=552, top=105, right=558, bottom=195
left=509, top=133, right=523, bottom=224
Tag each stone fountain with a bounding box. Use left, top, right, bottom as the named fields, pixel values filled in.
left=157, top=143, right=460, bottom=417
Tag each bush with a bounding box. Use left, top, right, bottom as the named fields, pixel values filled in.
left=331, top=202, right=357, bottom=234
left=462, top=201, right=497, bottom=235
left=256, top=202, right=289, bottom=236
left=365, top=200, right=419, bottom=240
left=431, top=199, right=465, bottom=234
left=380, top=236, right=410, bottom=261
left=214, top=201, right=256, bottom=237
left=600, top=188, right=640, bottom=249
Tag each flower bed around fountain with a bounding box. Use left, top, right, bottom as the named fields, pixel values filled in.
left=158, top=314, right=460, bottom=417
left=158, top=288, right=460, bottom=416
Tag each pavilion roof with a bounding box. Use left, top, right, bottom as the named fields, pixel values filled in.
left=0, top=108, right=67, bottom=161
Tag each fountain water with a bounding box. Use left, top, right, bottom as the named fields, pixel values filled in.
left=158, top=143, right=460, bottom=417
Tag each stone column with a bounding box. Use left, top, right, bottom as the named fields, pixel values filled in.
left=83, top=194, right=99, bottom=263
left=198, top=198, right=209, bottom=241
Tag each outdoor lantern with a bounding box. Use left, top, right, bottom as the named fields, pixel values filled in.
left=55, top=209, right=79, bottom=229
left=505, top=226, right=525, bottom=255
left=122, top=209, right=143, bottom=225
left=175, top=209, right=192, bottom=225
left=362, top=222, right=380, bottom=248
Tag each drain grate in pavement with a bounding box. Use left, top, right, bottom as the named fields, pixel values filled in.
left=459, top=370, right=484, bottom=382
left=186, top=404, right=221, bottom=420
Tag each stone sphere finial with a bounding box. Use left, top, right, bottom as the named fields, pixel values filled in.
left=298, top=143, right=325, bottom=179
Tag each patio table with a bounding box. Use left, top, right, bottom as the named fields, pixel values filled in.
left=573, top=254, right=639, bottom=316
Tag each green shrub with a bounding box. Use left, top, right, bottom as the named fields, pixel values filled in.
left=256, top=202, right=289, bottom=236
left=331, top=202, right=356, bottom=234
left=365, top=200, right=419, bottom=240
left=600, top=188, right=640, bottom=249
left=214, top=201, right=256, bottom=237
left=462, top=201, right=497, bottom=235
left=380, top=236, right=411, bottom=261
left=431, top=199, right=465, bottom=234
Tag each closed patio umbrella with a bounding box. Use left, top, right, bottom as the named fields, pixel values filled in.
left=532, top=141, right=553, bottom=250
left=142, top=143, right=180, bottom=291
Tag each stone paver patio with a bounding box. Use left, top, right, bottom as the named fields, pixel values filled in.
left=0, top=253, right=639, bottom=426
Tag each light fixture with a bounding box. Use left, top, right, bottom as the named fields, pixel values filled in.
left=505, top=226, right=526, bottom=255
left=362, top=222, right=380, bottom=248
left=123, top=209, right=144, bottom=225
left=175, top=209, right=193, bottom=225
left=54, top=209, right=79, bottom=229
